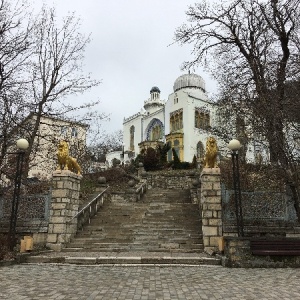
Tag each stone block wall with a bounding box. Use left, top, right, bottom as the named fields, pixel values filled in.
left=147, top=172, right=199, bottom=190
left=46, top=170, right=81, bottom=251
left=200, top=168, right=222, bottom=253
left=222, top=237, right=300, bottom=267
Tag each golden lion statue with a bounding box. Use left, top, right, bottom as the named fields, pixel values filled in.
left=57, top=140, right=81, bottom=175
left=203, top=137, right=218, bottom=168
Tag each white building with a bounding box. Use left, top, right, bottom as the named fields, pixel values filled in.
left=123, top=73, right=225, bottom=163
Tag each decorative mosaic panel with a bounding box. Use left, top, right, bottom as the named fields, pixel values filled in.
left=222, top=188, right=297, bottom=222
left=0, top=193, right=51, bottom=221
left=170, top=108, right=183, bottom=117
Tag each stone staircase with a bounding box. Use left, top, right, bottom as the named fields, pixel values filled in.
left=25, top=187, right=221, bottom=265
left=63, top=188, right=204, bottom=253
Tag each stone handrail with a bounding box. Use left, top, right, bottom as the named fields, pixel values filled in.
left=136, top=181, right=147, bottom=193
left=69, top=186, right=110, bottom=230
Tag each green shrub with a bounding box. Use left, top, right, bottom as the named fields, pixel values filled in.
left=143, top=147, right=160, bottom=171
left=191, top=155, right=197, bottom=169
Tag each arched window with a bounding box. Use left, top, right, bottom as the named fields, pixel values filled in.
left=130, top=126, right=135, bottom=151
left=146, top=118, right=164, bottom=141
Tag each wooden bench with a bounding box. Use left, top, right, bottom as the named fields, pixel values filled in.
left=250, top=238, right=300, bottom=256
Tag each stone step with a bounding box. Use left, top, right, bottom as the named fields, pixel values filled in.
left=62, top=248, right=205, bottom=253
left=25, top=252, right=221, bottom=265
left=90, top=218, right=201, bottom=224
left=74, top=236, right=203, bottom=243
left=64, top=187, right=204, bottom=255
left=67, top=239, right=203, bottom=246
left=66, top=241, right=204, bottom=248
left=62, top=245, right=204, bottom=253
left=70, top=232, right=202, bottom=238
left=75, top=229, right=202, bottom=238
left=86, top=223, right=202, bottom=229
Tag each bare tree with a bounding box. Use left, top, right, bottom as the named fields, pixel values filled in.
left=176, top=0, right=299, bottom=163
left=0, top=0, right=33, bottom=172
left=23, top=6, right=102, bottom=171
left=89, top=130, right=123, bottom=162
left=0, top=1, right=108, bottom=182
left=175, top=0, right=300, bottom=219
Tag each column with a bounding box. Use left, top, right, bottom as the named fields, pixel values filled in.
left=200, top=168, right=222, bottom=254
left=46, top=170, right=81, bottom=251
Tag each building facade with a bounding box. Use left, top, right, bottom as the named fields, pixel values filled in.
left=28, top=114, right=88, bottom=179
left=123, top=73, right=223, bottom=163
left=0, top=114, right=88, bottom=185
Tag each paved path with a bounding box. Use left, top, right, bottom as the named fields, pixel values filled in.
left=0, top=264, right=300, bottom=299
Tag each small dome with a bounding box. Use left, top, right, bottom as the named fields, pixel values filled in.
left=150, top=86, right=160, bottom=93
left=173, top=73, right=205, bottom=92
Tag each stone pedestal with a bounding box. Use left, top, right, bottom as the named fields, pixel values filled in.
left=46, top=170, right=82, bottom=251
left=138, top=163, right=145, bottom=178
left=200, top=168, right=222, bottom=254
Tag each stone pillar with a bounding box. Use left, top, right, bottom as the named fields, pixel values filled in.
left=47, top=170, right=81, bottom=251
left=138, top=162, right=145, bottom=178
left=200, top=168, right=222, bottom=254
left=95, top=176, right=107, bottom=193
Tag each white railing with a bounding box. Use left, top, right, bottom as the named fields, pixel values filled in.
left=69, top=186, right=110, bottom=230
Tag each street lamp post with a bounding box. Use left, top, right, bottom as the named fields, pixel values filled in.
left=121, top=143, right=125, bottom=165
left=9, top=138, right=29, bottom=250
left=228, top=139, right=244, bottom=237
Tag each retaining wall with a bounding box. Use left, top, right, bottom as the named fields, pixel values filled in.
left=222, top=236, right=300, bottom=268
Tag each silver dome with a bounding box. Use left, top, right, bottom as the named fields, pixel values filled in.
left=173, top=73, right=206, bottom=92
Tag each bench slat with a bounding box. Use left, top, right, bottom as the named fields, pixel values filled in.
left=252, top=250, right=300, bottom=256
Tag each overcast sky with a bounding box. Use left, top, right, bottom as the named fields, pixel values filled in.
left=33, top=0, right=218, bottom=135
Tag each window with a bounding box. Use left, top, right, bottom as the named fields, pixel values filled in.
left=130, top=126, right=135, bottom=151
left=170, top=110, right=183, bottom=132
left=61, top=126, right=67, bottom=136
left=71, top=127, right=78, bottom=138
left=170, top=115, right=175, bottom=131
left=174, top=139, right=180, bottom=159
left=195, top=110, right=210, bottom=130
left=150, top=125, right=162, bottom=141
left=174, top=93, right=178, bottom=104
